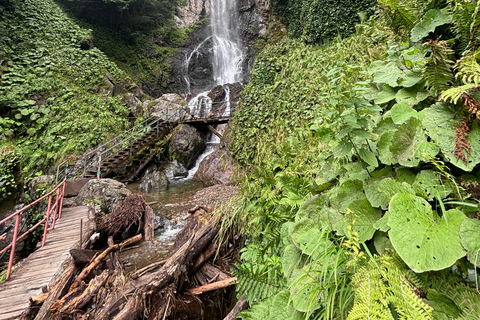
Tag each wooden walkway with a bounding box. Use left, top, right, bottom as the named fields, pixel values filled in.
left=0, top=206, right=93, bottom=320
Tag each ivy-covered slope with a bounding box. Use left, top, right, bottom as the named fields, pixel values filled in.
left=228, top=1, right=480, bottom=319
left=0, top=0, right=134, bottom=197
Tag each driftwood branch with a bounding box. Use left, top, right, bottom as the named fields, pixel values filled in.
left=70, top=234, right=142, bottom=291
left=94, top=215, right=220, bottom=320
left=187, top=277, right=237, bottom=295
left=131, top=259, right=166, bottom=279
left=223, top=293, right=248, bottom=320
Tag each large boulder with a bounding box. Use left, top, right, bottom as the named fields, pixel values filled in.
left=144, top=93, right=192, bottom=122
left=28, top=175, right=55, bottom=200
left=208, top=83, right=243, bottom=117
left=139, top=167, right=169, bottom=193
left=194, top=148, right=234, bottom=186
left=75, top=179, right=131, bottom=213
left=169, top=124, right=205, bottom=168
left=164, top=160, right=188, bottom=181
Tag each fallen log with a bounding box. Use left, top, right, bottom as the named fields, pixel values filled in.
left=143, top=205, right=154, bottom=241
left=69, top=249, right=100, bottom=265
left=69, top=234, right=142, bottom=291
left=57, top=270, right=110, bottom=314
left=131, top=259, right=166, bottom=279
left=94, top=215, right=220, bottom=320
left=190, top=242, right=217, bottom=274
left=223, top=293, right=247, bottom=320
left=187, top=277, right=237, bottom=295
left=199, top=262, right=229, bottom=281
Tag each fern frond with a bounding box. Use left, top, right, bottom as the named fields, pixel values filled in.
left=234, top=262, right=286, bottom=303
left=448, top=0, right=480, bottom=51
left=424, top=40, right=455, bottom=96
left=378, top=0, right=428, bottom=32
left=456, top=51, right=480, bottom=84
left=440, top=83, right=478, bottom=103
left=348, top=255, right=434, bottom=320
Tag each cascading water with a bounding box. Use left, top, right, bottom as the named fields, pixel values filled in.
left=182, top=0, right=245, bottom=179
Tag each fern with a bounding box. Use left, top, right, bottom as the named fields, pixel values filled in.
left=424, top=40, right=455, bottom=96
left=417, top=272, right=480, bottom=319
left=234, top=262, right=286, bottom=303
left=448, top=0, right=480, bottom=51
left=440, top=51, right=480, bottom=104
left=348, top=255, right=434, bottom=320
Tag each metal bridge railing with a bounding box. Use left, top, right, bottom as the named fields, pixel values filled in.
left=0, top=179, right=66, bottom=280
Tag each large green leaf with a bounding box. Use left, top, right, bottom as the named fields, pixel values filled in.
left=346, top=199, right=383, bottom=242
left=388, top=193, right=466, bottom=272
left=423, top=103, right=480, bottom=171
left=331, top=180, right=366, bottom=213
left=375, top=84, right=398, bottom=104
left=410, top=9, right=452, bottom=43
left=364, top=167, right=394, bottom=208
left=390, top=102, right=419, bottom=124
left=378, top=131, right=396, bottom=165
left=412, top=170, right=452, bottom=201
left=372, top=62, right=404, bottom=87
left=459, top=218, right=480, bottom=267
left=378, top=178, right=416, bottom=207
left=390, top=117, right=429, bottom=167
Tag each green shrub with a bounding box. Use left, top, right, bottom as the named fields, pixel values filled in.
left=271, top=0, right=378, bottom=43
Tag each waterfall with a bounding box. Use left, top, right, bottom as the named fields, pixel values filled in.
left=210, top=0, right=245, bottom=85
left=180, top=0, right=244, bottom=180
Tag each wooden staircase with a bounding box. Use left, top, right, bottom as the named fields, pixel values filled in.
left=83, top=123, right=170, bottom=179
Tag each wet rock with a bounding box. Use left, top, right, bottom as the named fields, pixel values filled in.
left=75, top=179, right=131, bottom=213
left=164, top=160, right=188, bottom=181
left=154, top=215, right=168, bottom=230
left=64, top=178, right=92, bottom=198
left=28, top=175, right=55, bottom=199
left=169, top=124, right=205, bottom=168
left=208, top=83, right=243, bottom=117
left=139, top=167, right=169, bottom=193
left=194, top=148, right=234, bottom=186
left=144, top=93, right=193, bottom=122
left=175, top=0, right=210, bottom=29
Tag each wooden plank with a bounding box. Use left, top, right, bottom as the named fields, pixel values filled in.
left=0, top=206, right=93, bottom=320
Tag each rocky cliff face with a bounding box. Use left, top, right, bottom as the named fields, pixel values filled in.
left=175, top=0, right=210, bottom=29
left=170, top=0, right=271, bottom=93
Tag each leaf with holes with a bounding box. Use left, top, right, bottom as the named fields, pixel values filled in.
left=412, top=170, right=452, bottom=201
left=388, top=193, right=466, bottom=272
left=390, top=117, right=428, bottom=167
left=410, top=9, right=452, bottom=43
left=459, top=218, right=480, bottom=267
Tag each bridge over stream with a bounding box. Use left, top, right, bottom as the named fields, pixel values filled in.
left=81, top=115, right=230, bottom=181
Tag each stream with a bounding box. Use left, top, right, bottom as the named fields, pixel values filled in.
left=121, top=179, right=204, bottom=273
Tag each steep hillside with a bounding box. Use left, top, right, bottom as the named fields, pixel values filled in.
left=228, top=1, right=480, bottom=319
left=0, top=0, right=137, bottom=200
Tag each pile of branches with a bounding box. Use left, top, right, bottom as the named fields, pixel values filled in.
left=97, top=194, right=146, bottom=236
left=23, top=204, right=245, bottom=320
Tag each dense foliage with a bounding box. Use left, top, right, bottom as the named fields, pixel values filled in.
left=0, top=0, right=131, bottom=189
left=228, top=0, right=480, bottom=319
left=56, top=0, right=188, bottom=95
left=271, top=0, right=377, bottom=43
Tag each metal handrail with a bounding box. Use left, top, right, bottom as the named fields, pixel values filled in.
left=0, top=179, right=66, bottom=280
left=82, top=116, right=156, bottom=174
left=55, top=160, right=68, bottom=184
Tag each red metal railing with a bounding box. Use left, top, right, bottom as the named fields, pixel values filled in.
left=0, top=179, right=66, bottom=280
